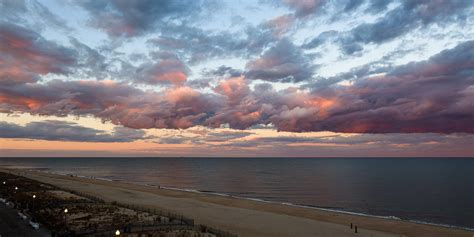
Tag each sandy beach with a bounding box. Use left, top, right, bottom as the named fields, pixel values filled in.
left=2, top=168, right=472, bottom=237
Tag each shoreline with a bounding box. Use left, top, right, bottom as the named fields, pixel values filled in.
left=161, top=186, right=474, bottom=232
left=26, top=168, right=474, bottom=232
left=2, top=167, right=473, bottom=237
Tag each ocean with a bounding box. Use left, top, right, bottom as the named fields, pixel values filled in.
left=0, top=157, right=472, bottom=229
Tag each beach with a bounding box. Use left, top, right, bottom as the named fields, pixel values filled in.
left=1, top=168, right=472, bottom=237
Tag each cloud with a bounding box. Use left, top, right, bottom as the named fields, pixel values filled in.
left=204, top=131, right=254, bottom=142
left=30, top=0, right=72, bottom=32
left=301, top=1, right=474, bottom=54
left=280, top=0, right=325, bottom=18
left=0, top=0, right=27, bottom=23
left=0, top=79, right=222, bottom=129
left=0, top=32, right=472, bottom=134
left=265, top=14, right=295, bottom=37
left=218, top=41, right=473, bottom=133
left=202, top=66, right=243, bottom=78
left=69, top=38, right=109, bottom=80
left=147, top=21, right=281, bottom=64
left=295, top=40, right=474, bottom=133
left=339, top=0, right=474, bottom=54
left=1, top=0, right=71, bottom=31
left=216, top=132, right=474, bottom=155
left=0, top=22, right=77, bottom=85
left=154, top=129, right=253, bottom=144
left=245, top=39, right=315, bottom=82
left=134, top=52, right=188, bottom=85
left=156, top=135, right=195, bottom=144
left=147, top=25, right=249, bottom=64
left=207, top=77, right=264, bottom=129
left=0, top=120, right=146, bottom=142
left=78, top=0, right=211, bottom=38
left=302, top=30, right=338, bottom=49
left=343, top=0, right=364, bottom=12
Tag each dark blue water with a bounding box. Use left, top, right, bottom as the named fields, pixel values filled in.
left=0, top=158, right=472, bottom=229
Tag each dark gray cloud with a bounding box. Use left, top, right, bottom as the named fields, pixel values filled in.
left=343, top=0, right=364, bottom=12
left=365, top=0, right=391, bottom=13
left=339, top=0, right=474, bottom=54
left=0, top=0, right=71, bottom=32
left=147, top=25, right=247, bottom=64
left=302, top=30, right=338, bottom=49
left=0, top=0, right=27, bottom=23
left=205, top=131, right=254, bottom=142
left=0, top=120, right=146, bottom=142
left=216, top=132, right=474, bottom=154
left=186, top=78, right=214, bottom=89
left=245, top=39, right=316, bottom=82
left=155, top=130, right=253, bottom=144
left=30, top=0, right=71, bottom=32
left=147, top=21, right=280, bottom=64
left=78, top=0, right=213, bottom=38
left=69, top=37, right=109, bottom=80
left=306, top=60, right=393, bottom=89
left=156, top=135, right=195, bottom=144
left=203, top=66, right=243, bottom=78
left=301, top=0, right=474, bottom=54
left=278, top=0, right=326, bottom=18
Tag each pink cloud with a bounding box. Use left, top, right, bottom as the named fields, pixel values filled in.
left=0, top=23, right=76, bottom=85
left=1, top=40, right=473, bottom=134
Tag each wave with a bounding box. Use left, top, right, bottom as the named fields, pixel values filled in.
left=407, top=220, right=474, bottom=232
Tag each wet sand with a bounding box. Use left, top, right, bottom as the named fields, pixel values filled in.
left=3, top=168, right=472, bottom=237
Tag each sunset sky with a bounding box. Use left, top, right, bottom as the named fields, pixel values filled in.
left=0, top=0, right=473, bottom=157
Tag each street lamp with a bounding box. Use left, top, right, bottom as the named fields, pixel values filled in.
left=2, top=181, right=5, bottom=185
left=64, top=208, right=69, bottom=232
left=14, top=186, right=18, bottom=191
left=32, top=194, right=37, bottom=216
left=115, top=229, right=121, bottom=236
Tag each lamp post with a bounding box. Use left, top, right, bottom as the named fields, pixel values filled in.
left=32, top=194, right=36, bottom=216
left=115, top=229, right=121, bottom=236
left=64, top=208, right=69, bottom=233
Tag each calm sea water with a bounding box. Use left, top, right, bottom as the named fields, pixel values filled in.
left=0, top=158, right=472, bottom=229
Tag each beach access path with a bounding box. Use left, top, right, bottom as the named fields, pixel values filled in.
left=4, top=168, right=473, bottom=237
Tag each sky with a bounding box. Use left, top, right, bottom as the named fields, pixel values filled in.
left=0, top=0, right=473, bottom=157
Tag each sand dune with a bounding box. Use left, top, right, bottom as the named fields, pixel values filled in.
left=4, top=168, right=472, bottom=237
